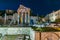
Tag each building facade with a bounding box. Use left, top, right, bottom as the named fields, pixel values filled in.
left=46, top=10, right=60, bottom=22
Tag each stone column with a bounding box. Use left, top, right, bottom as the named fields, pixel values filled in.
left=21, top=12, right=23, bottom=24
left=4, top=13, right=7, bottom=25
left=19, top=13, right=21, bottom=24
left=25, top=13, right=26, bottom=24
left=13, top=15, right=16, bottom=24
left=25, top=12, right=28, bottom=24
left=18, top=13, right=20, bottom=25
left=28, top=11, right=30, bottom=24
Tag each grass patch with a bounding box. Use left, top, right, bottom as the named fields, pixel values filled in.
left=32, top=27, right=60, bottom=32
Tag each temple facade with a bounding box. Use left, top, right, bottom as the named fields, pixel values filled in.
left=17, top=5, right=30, bottom=25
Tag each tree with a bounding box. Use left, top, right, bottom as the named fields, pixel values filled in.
left=30, top=9, right=36, bottom=16
left=55, top=18, right=60, bottom=26
left=39, top=15, right=46, bottom=23
left=55, top=18, right=60, bottom=23
left=0, top=10, right=5, bottom=17
left=40, top=15, right=45, bottom=18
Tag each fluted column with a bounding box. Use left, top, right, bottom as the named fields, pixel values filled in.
left=28, top=11, right=30, bottom=24
left=21, top=12, right=23, bottom=24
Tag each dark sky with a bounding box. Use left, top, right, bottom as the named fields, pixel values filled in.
left=20, top=0, right=60, bottom=16
left=0, top=0, right=20, bottom=10
left=0, top=0, right=60, bottom=16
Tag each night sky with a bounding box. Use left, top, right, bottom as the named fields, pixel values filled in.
left=0, top=0, right=60, bottom=16
left=0, top=0, right=20, bottom=10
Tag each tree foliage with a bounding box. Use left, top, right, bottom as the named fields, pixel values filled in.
left=55, top=18, right=60, bottom=23
left=30, top=9, right=36, bottom=16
